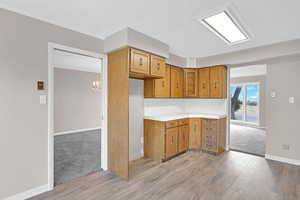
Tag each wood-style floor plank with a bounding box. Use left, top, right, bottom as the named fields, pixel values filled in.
left=29, top=151, right=300, bottom=200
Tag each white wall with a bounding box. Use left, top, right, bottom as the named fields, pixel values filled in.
left=104, top=27, right=170, bottom=58
left=197, top=39, right=300, bottom=67
left=144, top=99, right=186, bottom=116
left=54, top=68, right=101, bottom=133
left=166, top=53, right=187, bottom=67
left=144, top=99, right=226, bottom=116
left=266, top=59, right=300, bottom=161
left=0, top=8, right=104, bottom=199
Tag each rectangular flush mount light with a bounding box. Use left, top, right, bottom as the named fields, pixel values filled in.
left=201, top=11, right=248, bottom=44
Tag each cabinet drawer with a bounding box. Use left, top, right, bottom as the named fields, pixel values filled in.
left=178, top=118, right=188, bottom=126
left=150, top=55, right=165, bottom=77
left=166, top=120, right=178, bottom=128
left=203, top=135, right=217, bottom=152
left=130, top=49, right=150, bottom=74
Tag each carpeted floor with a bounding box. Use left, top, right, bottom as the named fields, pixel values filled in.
left=230, top=124, right=266, bottom=156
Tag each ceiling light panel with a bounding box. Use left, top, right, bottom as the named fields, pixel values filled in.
left=201, top=11, right=248, bottom=44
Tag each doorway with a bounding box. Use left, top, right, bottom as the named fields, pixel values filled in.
left=229, top=65, right=266, bottom=156
left=48, top=43, right=107, bottom=189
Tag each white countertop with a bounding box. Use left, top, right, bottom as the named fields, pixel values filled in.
left=144, top=113, right=227, bottom=121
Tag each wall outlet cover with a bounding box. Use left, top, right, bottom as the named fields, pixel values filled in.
left=282, top=144, right=290, bottom=150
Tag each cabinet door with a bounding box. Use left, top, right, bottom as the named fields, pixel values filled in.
left=202, top=119, right=218, bottom=153
left=178, top=125, right=189, bottom=153
left=154, top=65, right=170, bottom=97
left=150, top=55, right=166, bottom=77
left=198, top=68, right=210, bottom=98
left=165, top=127, right=178, bottom=159
left=210, top=66, right=227, bottom=98
left=189, top=118, right=202, bottom=149
left=184, top=69, right=198, bottom=97
left=170, top=67, right=183, bottom=98
left=130, top=48, right=150, bottom=75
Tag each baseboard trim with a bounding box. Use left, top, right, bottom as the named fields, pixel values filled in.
left=4, top=184, right=49, bottom=200
left=54, top=127, right=101, bottom=136
left=265, top=154, right=300, bottom=166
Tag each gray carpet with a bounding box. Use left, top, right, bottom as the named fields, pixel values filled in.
left=54, top=129, right=101, bottom=185
left=230, top=124, right=266, bottom=156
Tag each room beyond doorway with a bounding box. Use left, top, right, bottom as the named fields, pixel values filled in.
left=229, top=65, right=266, bottom=156
left=48, top=43, right=108, bottom=189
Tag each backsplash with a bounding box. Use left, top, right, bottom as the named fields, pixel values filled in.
left=183, top=99, right=227, bottom=115
left=144, top=99, right=186, bottom=116
left=144, top=98, right=227, bottom=116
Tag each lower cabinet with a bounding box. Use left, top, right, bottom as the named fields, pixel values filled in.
left=144, top=117, right=226, bottom=161
left=202, top=118, right=226, bottom=154
left=165, top=127, right=179, bottom=158
left=189, top=118, right=202, bottom=150
left=178, top=125, right=189, bottom=153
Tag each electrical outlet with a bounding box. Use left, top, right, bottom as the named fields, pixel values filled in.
left=141, top=137, right=144, bottom=144
left=282, top=144, right=290, bottom=150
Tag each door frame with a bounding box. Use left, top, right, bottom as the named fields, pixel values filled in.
left=47, top=43, right=108, bottom=190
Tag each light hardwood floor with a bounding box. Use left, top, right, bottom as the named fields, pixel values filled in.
left=30, top=151, right=300, bottom=200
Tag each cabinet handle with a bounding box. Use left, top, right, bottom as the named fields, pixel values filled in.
left=139, top=58, right=143, bottom=66
left=162, top=81, right=165, bottom=87
left=214, top=81, right=217, bottom=89
left=202, top=83, right=206, bottom=89
left=171, top=136, right=174, bottom=144
left=176, top=82, right=179, bottom=88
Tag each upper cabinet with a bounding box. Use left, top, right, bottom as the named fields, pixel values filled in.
left=130, top=48, right=150, bottom=75
left=184, top=69, right=198, bottom=97
left=170, top=66, right=183, bottom=98
left=209, top=66, right=227, bottom=99
left=150, top=55, right=166, bottom=77
left=128, top=48, right=166, bottom=79
left=198, top=68, right=210, bottom=98
left=144, top=64, right=170, bottom=98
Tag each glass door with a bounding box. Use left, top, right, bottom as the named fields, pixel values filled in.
left=245, top=84, right=259, bottom=124
left=230, top=83, right=260, bottom=125
left=230, top=85, right=244, bottom=121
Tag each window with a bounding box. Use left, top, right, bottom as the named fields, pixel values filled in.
left=230, top=83, right=259, bottom=124
left=201, top=11, right=248, bottom=44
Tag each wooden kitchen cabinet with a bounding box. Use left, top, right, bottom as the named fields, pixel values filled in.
left=165, top=127, right=179, bottom=158
left=178, top=125, right=189, bottom=153
left=170, top=66, right=183, bottom=98
left=189, top=118, right=202, bottom=150
left=198, top=68, right=210, bottom=98
left=184, top=69, right=198, bottom=97
left=130, top=48, right=150, bottom=75
left=202, top=118, right=226, bottom=154
left=144, top=118, right=189, bottom=161
left=209, top=66, right=227, bottom=98
left=150, top=55, right=166, bottom=77
left=144, top=65, right=170, bottom=98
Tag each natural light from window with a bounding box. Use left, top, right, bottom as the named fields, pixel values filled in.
left=202, top=11, right=248, bottom=44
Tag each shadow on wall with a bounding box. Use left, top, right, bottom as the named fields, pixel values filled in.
left=54, top=129, right=101, bottom=185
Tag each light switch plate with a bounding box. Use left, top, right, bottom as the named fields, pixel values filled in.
left=289, top=97, right=295, bottom=104
left=40, top=95, right=47, bottom=105
left=271, top=91, right=276, bottom=98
